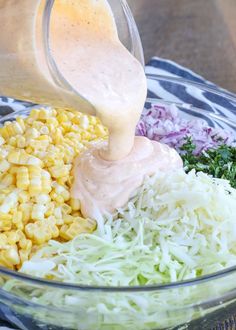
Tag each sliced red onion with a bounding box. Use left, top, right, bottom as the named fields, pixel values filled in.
left=136, top=104, right=235, bottom=155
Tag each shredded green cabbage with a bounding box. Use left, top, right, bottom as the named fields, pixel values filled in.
left=21, top=170, right=236, bottom=284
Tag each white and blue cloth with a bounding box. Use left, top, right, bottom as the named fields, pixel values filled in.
left=145, top=57, right=236, bottom=129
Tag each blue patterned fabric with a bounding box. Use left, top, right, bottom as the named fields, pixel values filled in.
left=146, top=57, right=236, bottom=121
left=146, top=57, right=235, bottom=95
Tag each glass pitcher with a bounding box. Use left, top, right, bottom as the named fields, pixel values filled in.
left=0, top=0, right=144, bottom=114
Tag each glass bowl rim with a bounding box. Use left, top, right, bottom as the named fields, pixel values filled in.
left=1, top=265, right=236, bottom=292
left=146, top=73, right=236, bottom=100
left=0, top=76, right=236, bottom=292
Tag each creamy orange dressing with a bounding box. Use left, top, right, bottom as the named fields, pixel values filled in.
left=72, top=137, right=183, bottom=218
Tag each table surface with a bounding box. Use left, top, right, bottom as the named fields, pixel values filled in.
left=128, top=0, right=236, bottom=93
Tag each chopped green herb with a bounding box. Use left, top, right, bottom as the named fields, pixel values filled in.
left=181, top=138, right=236, bottom=188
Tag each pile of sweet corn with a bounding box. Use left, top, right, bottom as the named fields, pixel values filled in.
left=0, top=107, right=108, bottom=270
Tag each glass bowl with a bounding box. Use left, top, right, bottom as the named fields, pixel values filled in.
left=0, top=76, right=236, bottom=330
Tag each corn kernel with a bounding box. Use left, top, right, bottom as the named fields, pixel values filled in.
left=53, top=128, right=63, bottom=144
left=32, top=121, right=44, bottom=131
left=30, top=109, right=40, bottom=119
left=16, top=117, right=25, bottom=131
left=0, top=159, right=10, bottom=173
left=81, top=131, right=91, bottom=141
left=16, top=136, right=26, bottom=148
left=66, top=111, right=75, bottom=120
left=0, top=190, right=18, bottom=214
left=41, top=171, right=52, bottom=194
left=0, top=233, right=8, bottom=248
left=45, top=201, right=55, bottom=217
left=3, top=122, right=23, bottom=138
left=46, top=117, right=58, bottom=128
left=55, top=217, right=64, bottom=226
left=29, top=166, right=42, bottom=195
left=8, top=136, right=17, bottom=147
left=80, top=116, right=89, bottom=130
left=14, top=122, right=24, bottom=134
left=25, top=220, right=59, bottom=245
left=27, top=155, right=43, bottom=166
left=56, top=177, right=68, bottom=186
left=52, top=183, right=70, bottom=201
left=0, top=256, right=14, bottom=269
left=49, top=165, right=71, bottom=179
left=61, top=203, right=72, bottom=215
left=19, top=237, right=32, bottom=251
left=72, top=211, right=81, bottom=217
left=25, top=146, right=33, bottom=154
left=50, top=193, right=64, bottom=204
left=63, top=215, right=74, bottom=225
left=1, top=173, right=14, bottom=187
left=61, top=122, right=71, bottom=132
left=60, top=217, right=96, bottom=241
left=54, top=206, right=62, bottom=219
left=0, top=193, right=6, bottom=204
left=88, top=116, right=96, bottom=125
left=9, top=165, right=18, bottom=175
left=16, top=166, right=30, bottom=190
left=12, top=210, right=23, bottom=230
left=0, top=147, right=10, bottom=159
left=19, top=249, right=30, bottom=265
left=25, top=127, right=40, bottom=139
left=18, top=191, right=30, bottom=203
left=0, top=136, right=5, bottom=146
left=31, top=204, right=47, bottom=221
left=0, top=213, right=12, bottom=231
left=16, top=230, right=27, bottom=244
left=1, top=187, right=15, bottom=195
left=19, top=203, right=33, bottom=224
left=5, top=231, right=17, bottom=245
left=40, top=126, right=50, bottom=135
left=69, top=198, right=81, bottom=211
left=0, top=127, right=8, bottom=140
left=4, top=247, right=20, bottom=265
left=32, top=139, right=49, bottom=152
left=95, top=124, right=107, bottom=136
left=35, top=194, right=51, bottom=205
left=57, top=113, right=68, bottom=123
left=39, top=108, right=53, bottom=120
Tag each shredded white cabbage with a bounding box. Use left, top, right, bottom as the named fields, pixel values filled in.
left=21, top=169, right=236, bottom=285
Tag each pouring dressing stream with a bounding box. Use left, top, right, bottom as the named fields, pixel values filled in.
left=62, top=0, right=183, bottom=217
left=50, top=0, right=147, bottom=161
